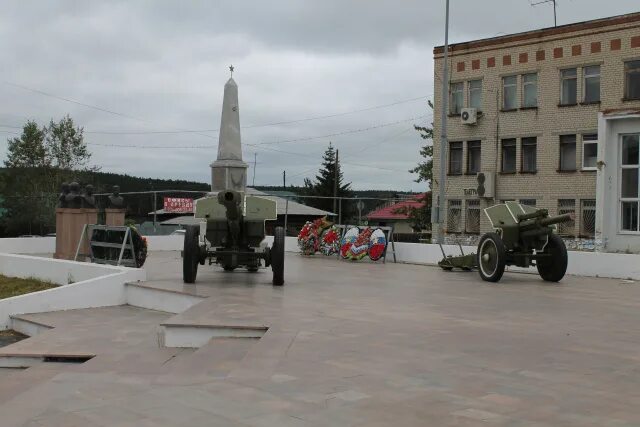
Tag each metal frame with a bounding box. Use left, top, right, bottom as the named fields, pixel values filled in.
left=75, top=224, right=138, bottom=267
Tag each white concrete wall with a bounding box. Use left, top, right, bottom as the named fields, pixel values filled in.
left=0, top=253, right=145, bottom=329
left=0, top=237, right=55, bottom=254
left=145, top=235, right=184, bottom=252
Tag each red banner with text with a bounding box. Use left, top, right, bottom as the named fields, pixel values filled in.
left=163, top=197, right=193, bottom=213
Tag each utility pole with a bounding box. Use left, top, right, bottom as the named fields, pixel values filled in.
left=333, top=149, right=339, bottom=215
left=283, top=170, right=286, bottom=189
left=252, top=152, right=257, bottom=186
left=283, top=170, right=289, bottom=236
left=437, top=0, right=450, bottom=244
left=531, top=0, right=557, bottom=27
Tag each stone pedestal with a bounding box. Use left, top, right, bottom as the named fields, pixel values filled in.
left=54, top=208, right=98, bottom=260
left=105, top=209, right=126, bottom=226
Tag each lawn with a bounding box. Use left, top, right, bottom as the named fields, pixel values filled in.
left=0, top=275, right=57, bottom=300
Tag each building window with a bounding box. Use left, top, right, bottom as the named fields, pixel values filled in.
left=447, top=199, right=462, bottom=233
left=557, top=199, right=576, bottom=236
left=450, top=82, right=464, bottom=114
left=501, top=138, right=517, bottom=173
left=467, top=140, right=481, bottom=174
left=519, top=199, right=536, bottom=207
left=582, top=134, right=598, bottom=170
left=583, top=65, right=600, bottom=103
left=581, top=200, right=596, bottom=237
left=449, top=141, right=463, bottom=175
left=560, top=68, right=577, bottom=105
left=522, top=73, right=538, bottom=107
left=559, top=135, right=577, bottom=171
left=620, top=134, right=639, bottom=232
left=624, top=60, right=640, bottom=100
left=502, top=76, right=517, bottom=110
left=521, top=137, right=537, bottom=172
left=465, top=200, right=480, bottom=234
left=468, top=80, right=482, bottom=110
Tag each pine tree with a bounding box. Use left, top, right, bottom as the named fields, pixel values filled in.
left=303, top=143, right=354, bottom=216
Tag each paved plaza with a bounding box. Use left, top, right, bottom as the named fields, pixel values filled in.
left=0, top=252, right=639, bottom=426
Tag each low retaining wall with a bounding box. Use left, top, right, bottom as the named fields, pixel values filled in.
left=0, top=253, right=145, bottom=329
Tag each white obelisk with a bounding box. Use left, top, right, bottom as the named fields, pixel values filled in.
left=210, top=65, right=248, bottom=192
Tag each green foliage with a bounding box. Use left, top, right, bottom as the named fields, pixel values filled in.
left=392, top=193, right=432, bottom=232
left=301, top=143, right=354, bottom=216
left=409, top=100, right=434, bottom=186
left=1, top=116, right=94, bottom=235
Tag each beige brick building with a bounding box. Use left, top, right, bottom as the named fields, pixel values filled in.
left=432, top=12, right=640, bottom=246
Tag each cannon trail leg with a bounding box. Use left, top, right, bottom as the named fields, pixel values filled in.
left=272, top=226, right=285, bottom=286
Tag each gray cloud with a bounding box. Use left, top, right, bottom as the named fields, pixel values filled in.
left=1, top=1, right=638, bottom=190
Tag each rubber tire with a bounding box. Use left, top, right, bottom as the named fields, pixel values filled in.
left=477, top=233, right=506, bottom=282
left=536, top=234, right=568, bottom=282
left=271, top=226, right=285, bottom=286
left=183, top=225, right=199, bottom=284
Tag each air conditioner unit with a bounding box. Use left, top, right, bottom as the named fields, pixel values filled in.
left=461, top=108, right=477, bottom=125
left=476, top=172, right=495, bottom=198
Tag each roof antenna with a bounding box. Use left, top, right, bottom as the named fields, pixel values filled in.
left=530, top=0, right=557, bottom=27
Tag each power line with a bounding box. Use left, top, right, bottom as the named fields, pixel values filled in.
left=3, top=81, right=432, bottom=134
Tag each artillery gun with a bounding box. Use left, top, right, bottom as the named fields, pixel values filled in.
left=182, top=190, right=284, bottom=286
left=477, top=201, right=572, bottom=282
left=182, top=69, right=285, bottom=286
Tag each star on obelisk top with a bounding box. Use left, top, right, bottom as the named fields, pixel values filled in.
left=229, top=64, right=234, bottom=77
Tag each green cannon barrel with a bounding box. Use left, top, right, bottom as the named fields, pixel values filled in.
left=217, top=190, right=242, bottom=220
left=519, top=213, right=573, bottom=238
left=517, top=209, right=548, bottom=222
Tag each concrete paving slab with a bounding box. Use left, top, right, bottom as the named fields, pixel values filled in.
left=0, top=252, right=639, bottom=426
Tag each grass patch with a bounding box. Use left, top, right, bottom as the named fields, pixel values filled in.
left=0, top=275, right=57, bottom=300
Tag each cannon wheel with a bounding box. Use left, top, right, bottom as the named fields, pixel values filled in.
left=271, top=226, right=285, bottom=286
left=477, top=233, right=506, bottom=282
left=183, top=225, right=199, bottom=284
left=536, top=234, right=568, bottom=282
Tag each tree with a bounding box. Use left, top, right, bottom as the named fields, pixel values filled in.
left=302, top=143, right=354, bottom=217
left=392, top=193, right=432, bottom=232
left=5, top=121, right=48, bottom=169
left=408, top=100, right=434, bottom=186
left=1, top=116, right=95, bottom=236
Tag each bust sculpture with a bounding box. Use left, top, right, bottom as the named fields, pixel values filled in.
left=65, top=182, right=82, bottom=209
left=108, top=185, right=125, bottom=209
left=58, top=182, right=70, bottom=208
left=82, top=184, right=96, bottom=208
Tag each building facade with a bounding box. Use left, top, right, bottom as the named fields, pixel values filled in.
left=432, top=12, right=640, bottom=250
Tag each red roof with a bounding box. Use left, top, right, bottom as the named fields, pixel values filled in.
left=367, top=193, right=428, bottom=221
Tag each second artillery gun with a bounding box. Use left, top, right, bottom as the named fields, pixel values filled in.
left=182, top=69, right=285, bottom=286
left=477, top=201, right=572, bottom=282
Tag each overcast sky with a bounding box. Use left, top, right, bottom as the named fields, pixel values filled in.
left=1, top=1, right=638, bottom=191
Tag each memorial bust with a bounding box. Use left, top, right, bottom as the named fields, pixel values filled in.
left=108, top=185, right=125, bottom=209
left=58, top=182, right=70, bottom=208
left=65, top=182, right=82, bottom=209
left=82, top=184, right=96, bottom=208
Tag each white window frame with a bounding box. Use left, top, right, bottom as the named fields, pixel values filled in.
left=583, top=65, right=600, bottom=103
left=618, top=133, right=640, bottom=234
left=581, top=134, right=598, bottom=171
left=468, top=79, right=482, bottom=111
left=522, top=73, right=538, bottom=108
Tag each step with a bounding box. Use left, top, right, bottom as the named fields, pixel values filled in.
left=160, top=323, right=268, bottom=348
left=125, top=282, right=205, bottom=314
left=10, top=315, right=54, bottom=337
left=0, top=353, right=94, bottom=368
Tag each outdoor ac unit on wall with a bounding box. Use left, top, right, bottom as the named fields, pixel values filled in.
left=461, top=108, right=477, bottom=125
left=476, top=172, right=495, bottom=198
